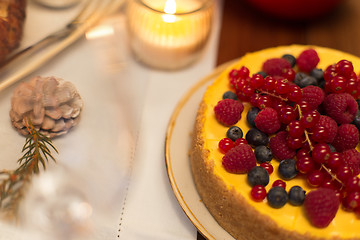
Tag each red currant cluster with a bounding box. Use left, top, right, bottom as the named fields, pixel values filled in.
left=224, top=56, right=360, bottom=215
left=324, top=59, right=360, bottom=98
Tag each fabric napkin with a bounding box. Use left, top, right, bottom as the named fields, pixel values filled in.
left=118, top=1, right=223, bottom=239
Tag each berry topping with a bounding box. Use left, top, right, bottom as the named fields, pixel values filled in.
left=246, top=107, right=260, bottom=127
left=269, top=131, right=296, bottom=161
left=304, top=188, right=340, bottom=228
left=251, top=185, right=267, bottom=202
left=247, top=166, right=270, bottom=187
left=312, top=115, right=338, bottom=143
left=278, top=158, right=298, bottom=180
left=260, top=162, right=274, bottom=174
left=254, top=107, right=281, bottom=134
left=262, top=58, right=291, bottom=76
left=272, top=179, right=286, bottom=189
left=323, top=93, right=358, bottom=124
left=288, top=186, right=306, bottom=206
left=222, top=91, right=238, bottom=100
left=222, top=144, right=256, bottom=174
left=214, top=99, right=244, bottom=126
left=297, top=49, right=320, bottom=72
left=254, top=145, right=273, bottom=163
left=294, top=72, right=318, bottom=88
left=281, top=54, right=296, bottom=67
left=300, top=86, right=325, bottom=110
left=218, top=138, right=234, bottom=154
left=245, top=128, right=269, bottom=147
left=341, top=148, right=360, bottom=175
left=331, top=124, right=359, bottom=152
left=226, top=126, right=243, bottom=141
left=267, top=186, right=288, bottom=209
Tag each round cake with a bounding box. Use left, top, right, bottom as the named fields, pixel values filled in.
left=190, top=45, right=360, bottom=240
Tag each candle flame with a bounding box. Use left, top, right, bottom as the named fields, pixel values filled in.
left=162, top=0, right=176, bottom=23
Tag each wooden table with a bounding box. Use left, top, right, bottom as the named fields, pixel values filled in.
left=198, top=0, right=360, bottom=239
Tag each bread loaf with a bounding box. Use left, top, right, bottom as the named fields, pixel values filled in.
left=0, top=0, right=26, bottom=63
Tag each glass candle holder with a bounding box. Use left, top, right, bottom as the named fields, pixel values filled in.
left=126, top=0, right=214, bottom=70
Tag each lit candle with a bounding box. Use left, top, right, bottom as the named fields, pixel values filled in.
left=126, top=0, right=214, bottom=70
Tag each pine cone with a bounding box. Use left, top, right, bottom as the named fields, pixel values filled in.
left=10, top=76, right=84, bottom=138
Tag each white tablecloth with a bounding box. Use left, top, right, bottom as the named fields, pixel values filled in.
left=0, top=0, right=223, bottom=239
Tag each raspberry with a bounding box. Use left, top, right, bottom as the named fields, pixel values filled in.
left=341, top=149, right=360, bottom=175
left=297, top=49, right=320, bottom=72
left=269, top=131, right=296, bottom=161
left=222, top=144, right=257, bottom=174
left=254, top=107, right=281, bottom=134
left=312, top=115, right=338, bottom=143
left=300, top=86, right=325, bottom=110
left=262, top=58, right=291, bottom=76
left=331, top=124, right=359, bottom=152
left=323, top=93, right=358, bottom=124
left=214, top=99, right=244, bottom=126
left=304, top=188, right=340, bottom=228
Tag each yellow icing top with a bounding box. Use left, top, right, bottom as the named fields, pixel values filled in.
left=201, top=45, right=360, bottom=238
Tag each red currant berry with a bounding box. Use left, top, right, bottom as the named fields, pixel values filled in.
left=287, top=120, right=305, bottom=138
left=346, top=176, right=360, bottom=193
left=275, top=78, right=291, bottom=94
left=250, top=93, right=260, bottom=107
left=300, top=110, right=320, bottom=129
left=296, top=156, right=315, bottom=174
left=287, top=85, right=302, bottom=102
left=256, top=95, right=272, bottom=109
left=287, top=135, right=305, bottom=150
left=307, top=169, right=325, bottom=187
left=309, top=125, right=329, bottom=143
left=327, top=152, right=342, bottom=171
left=218, top=138, right=234, bottom=153
left=329, top=75, right=347, bottom=93
left=251, top=185, right=267, bottom=202
left=336, top=165, right=353, bottom=183
left=297, top=100, right=312, bottom=113
left=279, top=106, right=297, bottom=124
left=243, top=85, right=255, bottom=98
left=238, top=66, right=250, bottom=78
left=250, top=74, right=265, bottom=89
left=234, top=138, right=248, bottom=146
left=312, top=143, right=331, bottom=164
left=335, top=59, right=354, bottom=78
left=324, top=64, right=337, bottom=82
left=270, top=97, right=286, bottom=112
left=346, top=78, right=358, bottom=96
left=296, top=148, right=311, bottom=160
left=343, top=191, right=360, bottom=211
left=260, top=162, right=273, bottom=175
left=282, top=68, right=296, bottom=82
left=263, top=76, right=276, bottom=91
left=272, top=179, right=286, bottom=189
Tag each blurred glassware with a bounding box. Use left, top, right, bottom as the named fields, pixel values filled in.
left=126, top=0, right=214, bottom=70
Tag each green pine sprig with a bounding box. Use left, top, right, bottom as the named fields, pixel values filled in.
left=0, top=120, right=58, bottom=219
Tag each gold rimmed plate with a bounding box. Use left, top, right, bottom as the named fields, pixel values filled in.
left=165, top=60, right=238, bottom=240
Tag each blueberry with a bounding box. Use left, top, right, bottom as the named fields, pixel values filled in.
left=288, top=186, right=306, bottom=206
left=254, top=145, right=272, bottom=163
left=281, top=54, right=296, bottom=67
left=257, top=71, right=267, bottom=78
left=278, top=159, right=298, bottom=180
left=267, top=186, right=288, bottom=208
left=352, top=111, right=360, bottom=132
left=226, top=126, right=243, bottom=141
left=247, top=166, right=269, bottom=187
left=245, top=128, right=269, bottom=147
left=223, top=91, right=238, bottom=100
left=246, top=107, right=260, bottom=127
left=309, top=68, right=324, bottom=81
left=294, top=72, right=318, bottom=88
